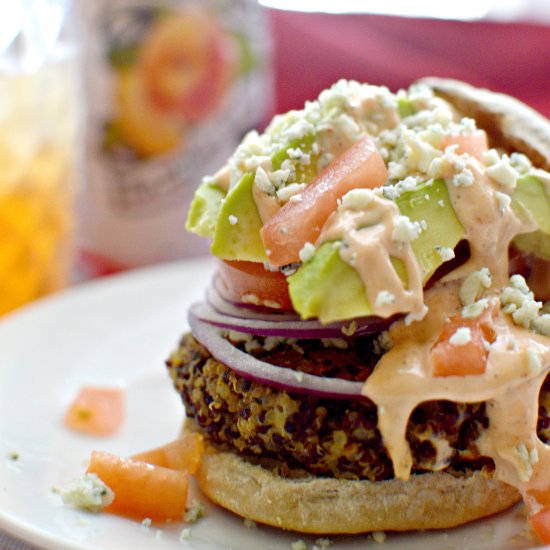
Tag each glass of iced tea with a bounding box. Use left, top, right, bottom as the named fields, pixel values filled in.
left=0, top=0, right=80, bottom=315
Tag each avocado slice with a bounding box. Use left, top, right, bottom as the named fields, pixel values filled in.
left=195, top=135, right=319, bottom=261
left=512, top=175, right=550, bottom=260
left=185, top=180, right=226, bottom=238
left=271, top=133, right=317, bottom=183
left=397, top=97, right=416, bottom=118
left=395, top=179, right=466, bottom=282
left=211, top=173, right=268, bottom=262
left=288, top=242, right=372, bottom=322
left=288, top=242, right=409, bottom=322
left=287, top=179, right=466, bottom=322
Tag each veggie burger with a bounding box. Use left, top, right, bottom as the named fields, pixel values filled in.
left=166, top=78, right=550, bottom=536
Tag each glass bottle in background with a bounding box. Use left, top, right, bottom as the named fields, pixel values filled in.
left=0, top=0, right=80, bottom=315
left=79, top=0, right=273, bottom=276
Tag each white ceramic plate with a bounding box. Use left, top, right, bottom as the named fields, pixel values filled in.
left=0, top=258, right=546, bottom=550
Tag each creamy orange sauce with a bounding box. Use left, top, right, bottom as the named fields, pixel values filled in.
left=362, top=283, right=550, bottom=505
left=319, top=194, right=424, bottom=318
left=443, top=160, right=535, bottom=286
left=314, top=128, right=550, bottom=511
left=211, top=165, right=231, bottom=192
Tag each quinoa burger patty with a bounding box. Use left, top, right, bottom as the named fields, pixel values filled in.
left=167, top=333, right=509, bottom=480
left=167, top=333, right=528, bottom=532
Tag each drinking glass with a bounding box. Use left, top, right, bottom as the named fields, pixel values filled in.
left=0, top=0, right=80, bottom=315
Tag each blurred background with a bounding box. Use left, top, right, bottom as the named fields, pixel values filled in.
left=1, top=0, right=549, bottom=318
left=267, top=0, right=550, bottom=118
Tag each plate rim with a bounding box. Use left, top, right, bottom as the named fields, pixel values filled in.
left=0, top=258, right=214, bottom=550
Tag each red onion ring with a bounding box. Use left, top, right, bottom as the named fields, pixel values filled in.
left=207, top=283, right=300, bottom=322
left=193, top=301, right=389, bottom=339
left=206, top=283, right=394, bottom=337
left=188, top=309, right=365, bottom=399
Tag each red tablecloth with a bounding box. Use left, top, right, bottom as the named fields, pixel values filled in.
left=269, top=9, right=550, bottom=119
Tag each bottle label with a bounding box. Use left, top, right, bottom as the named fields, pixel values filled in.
left=80, top=0, right=272, bottom=271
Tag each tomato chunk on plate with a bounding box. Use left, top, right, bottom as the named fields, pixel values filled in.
left=130, top=433, right=204, bottom=475
left=87, top=451, right=189, bottom=521
left=64, top=386, right=125, bottom=437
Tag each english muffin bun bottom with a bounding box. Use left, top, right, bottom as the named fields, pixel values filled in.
left=181, top=78, right=550, bottom=535
left=183, top=419, right=519, bottom=534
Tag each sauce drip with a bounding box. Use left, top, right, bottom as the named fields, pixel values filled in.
left=443, top=160, right=535, bottom=286
left=319, top=194, right=424, bottom=318
left=362, top=284, right=550, bottom=502
left=315, top=126, right=550, bottom=512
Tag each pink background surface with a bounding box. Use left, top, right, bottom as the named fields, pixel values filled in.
left=268, top=10, right=550, bottom=119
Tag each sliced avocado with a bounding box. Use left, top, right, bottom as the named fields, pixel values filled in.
left=288, top=179, right=465, bottom=322
left=271, top=133, right=317, bottom=183
left=395, top=179, right=466, bottom=282
left=397, top=97, right=416, bottom=118
left=512, top=175, right=550, bottom=260
left=391, top=256, right=408, bottom=287
left=211, top=173, right=268, bottom=262
left=512, top=175, right=550, bottom=233
left=271, top=133, right=315, bottom=170
left=288, top=242, right=408, bottom=322
left=513, top=232, right=550, bottom=260
left=196, top=134, right=317, bottom=258
left=185, top=180, right=226, bottom=238
left=288, top=242, right=372, bottom=322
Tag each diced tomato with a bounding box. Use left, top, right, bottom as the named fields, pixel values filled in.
left=431, top=326, right=488, bottom=376
left=527, top=487, right=550, bottom=509
left=526, top=487, right=550, bottom=543
left=64, top=386, right=125, bottom=437
left=530, top=507, right=550, bottom=544
left=431, top=303, right=497, bottom=377
left=260, top=136, right=388, bottom=267
left=440, top=129, right=488, bottom=161
left=86, top=451, right=188, bottom=521
left=130, top=433, right=204, bottom=475
left=217, top=259, right=293, bottom=310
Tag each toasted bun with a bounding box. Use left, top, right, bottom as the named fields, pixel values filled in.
left=417, top=77, right=550, bottom=171
left=196, top=440, right=520, bottom=534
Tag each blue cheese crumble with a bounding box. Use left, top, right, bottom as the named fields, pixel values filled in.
left=435, top=245, right=455, bottom=262
left=299, top=242, right=316, bottom=263
left=500, top=274, right=549, bottom=335
left=459, top=268, right=492, bottom=306
left=61, top=473, right=114, bottom=512
left=375, top=290, right=396, bottom=308
left=392, top=215, right=422, bottom=243
left=485, top=154, right=519, bottom=189
left=449, top=327, right=472, bottom=346
left=184, top=499, right=206, bottom=523
left=462, top=298, right=490, bottom=319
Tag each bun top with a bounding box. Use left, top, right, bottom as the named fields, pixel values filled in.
left=418, top=77, right=550, bottom=171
